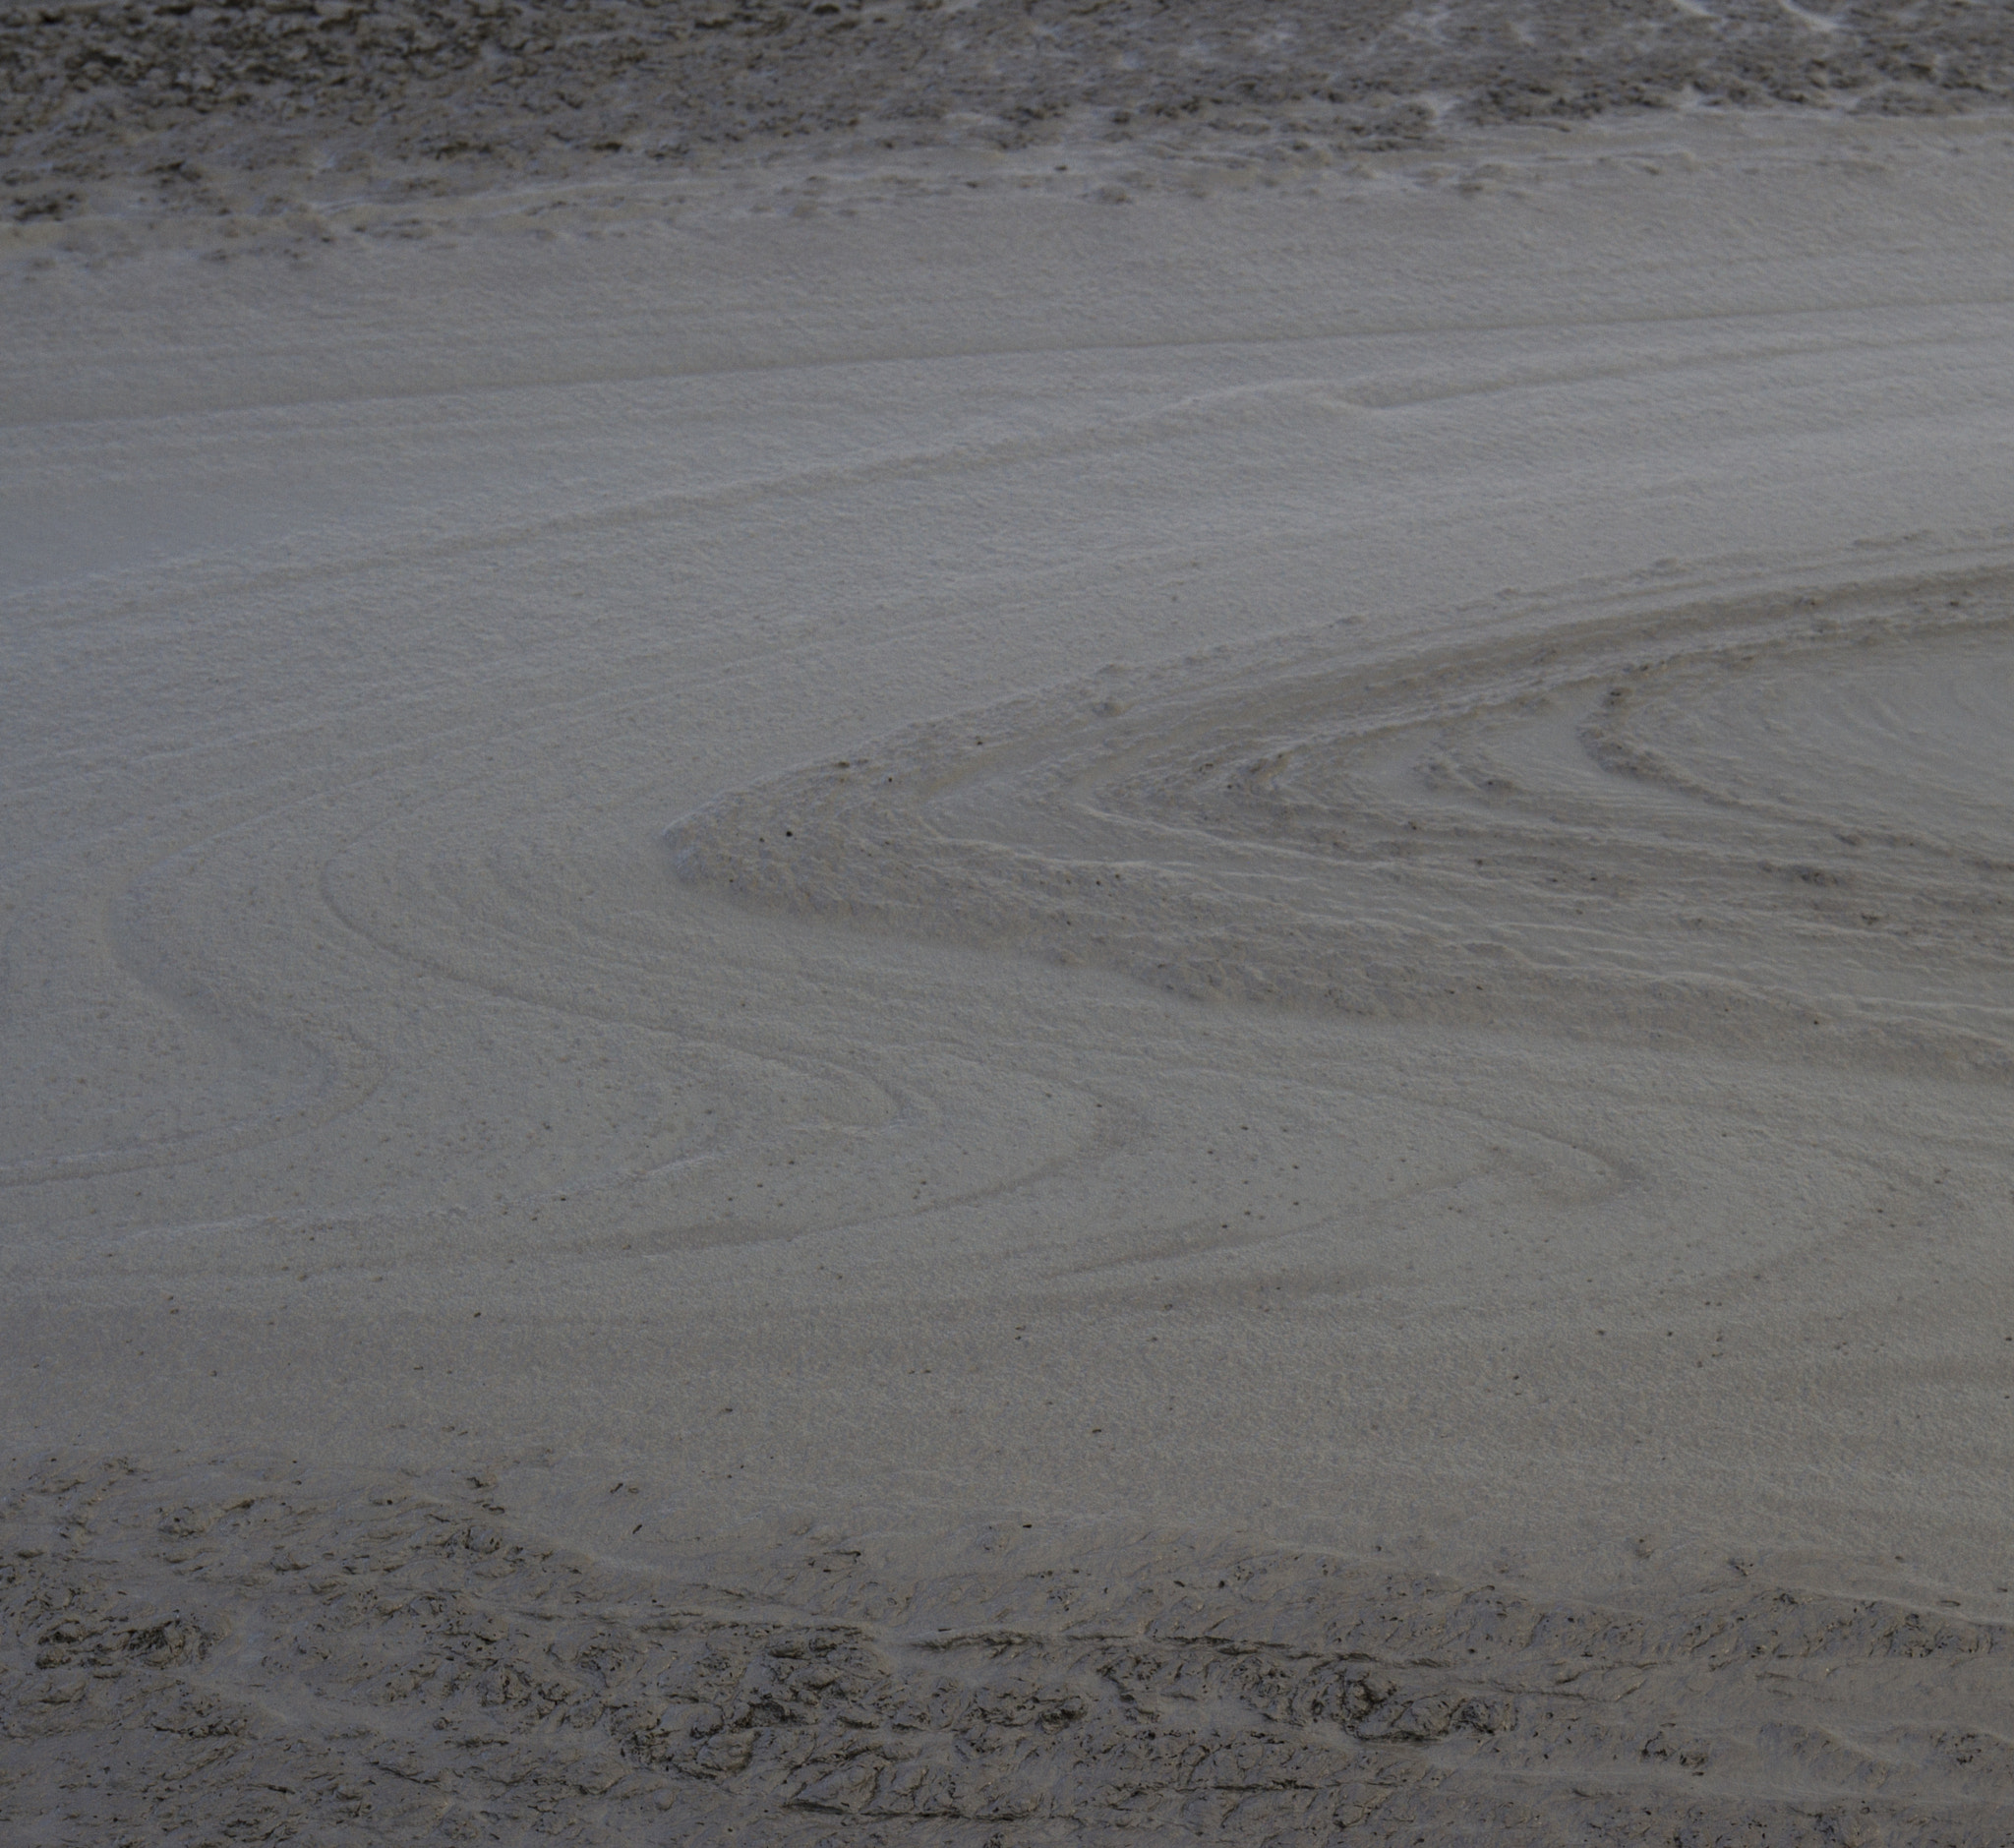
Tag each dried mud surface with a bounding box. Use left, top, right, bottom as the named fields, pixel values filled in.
left=7, top=0, right=2014, bottom=227
left=6, top=1457, right=2014, bottom=1846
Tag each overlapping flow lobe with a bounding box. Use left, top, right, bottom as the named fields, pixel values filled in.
left=670, top=570, right=2014, bottom=1074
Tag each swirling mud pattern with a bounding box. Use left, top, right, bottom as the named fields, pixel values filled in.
left=11, top=41, right=2014, bottom=1844
left=671, top=569, right=2014, bottom=1078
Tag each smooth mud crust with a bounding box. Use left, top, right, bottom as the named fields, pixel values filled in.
left=5, top=0, right=2014, bottom=222
left=6, top=1456, right=2014, bottom=1846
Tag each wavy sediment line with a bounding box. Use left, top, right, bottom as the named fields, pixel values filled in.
left=667, top=563, right=2014, bottom=1080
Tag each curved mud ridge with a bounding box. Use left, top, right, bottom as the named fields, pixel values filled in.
left=6, top=1457, right=2013, bottom=1846
left=668, top=564, right=2014, bottom=1080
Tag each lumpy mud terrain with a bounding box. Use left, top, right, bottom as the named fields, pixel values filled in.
left=9, top=1459, right=2014, bottom=1845
left=7, top=1, right=2014, bottom=223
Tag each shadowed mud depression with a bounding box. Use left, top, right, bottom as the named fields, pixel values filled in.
left=6, top=5, right=2014, bottom=1842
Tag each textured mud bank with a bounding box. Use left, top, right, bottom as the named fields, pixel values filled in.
left=8, top=1459, right=2014, bottom=1846
left=8, top=0, right=2014, bottom=227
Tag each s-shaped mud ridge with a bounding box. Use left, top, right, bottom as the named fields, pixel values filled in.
left=5, top=1455, right=2013, bottom=1845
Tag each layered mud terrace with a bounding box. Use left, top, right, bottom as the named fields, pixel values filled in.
left=668, top=561, right=2014, bottom=1081
left=8, top=0, right=2014, bottom=228
left=7, top=1457, right=2013, bottom=1845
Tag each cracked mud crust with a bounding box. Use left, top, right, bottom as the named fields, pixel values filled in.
left=5, top=1, right=2014, bottom=234
left=4, top=1458, right=2013, bottom=1845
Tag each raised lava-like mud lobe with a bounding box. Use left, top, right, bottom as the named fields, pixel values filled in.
left=7, top=1456, right=2014, bottom=1845
left=667, top=563, right=2014, bottom=1086
left=8, top=1, right=2014, bottom=226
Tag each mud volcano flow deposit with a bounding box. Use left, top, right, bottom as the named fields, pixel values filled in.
left=7, top=3, right=2014, bottom=1843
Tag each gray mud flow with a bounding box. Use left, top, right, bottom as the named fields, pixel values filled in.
left=8, top=6, right=2014, bottom=1847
